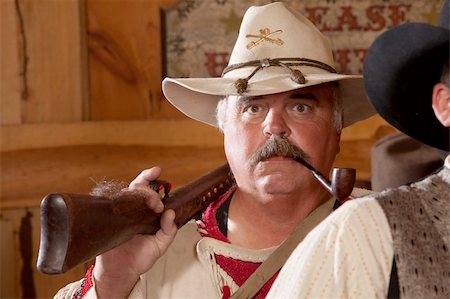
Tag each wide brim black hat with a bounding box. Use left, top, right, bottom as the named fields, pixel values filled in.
left=363, top=13, right=450, bottom=151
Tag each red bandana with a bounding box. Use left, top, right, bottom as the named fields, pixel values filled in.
left=199, top=186, right=278, bottom=298
left=72, top=265, right=94, bottom=299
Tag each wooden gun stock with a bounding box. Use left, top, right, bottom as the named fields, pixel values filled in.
left=37, top=163, right=233, bottom=274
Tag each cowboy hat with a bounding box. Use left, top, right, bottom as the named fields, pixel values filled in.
left=162, top=2, right=375, bottom=128
left=363, top=0, right=449, bottom=151
left=371, top=132, right=443, bottom=191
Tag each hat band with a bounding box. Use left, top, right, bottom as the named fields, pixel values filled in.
left=222, top=57, right=337, bottom=94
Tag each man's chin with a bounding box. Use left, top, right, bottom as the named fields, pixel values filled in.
left=255, top=175, right=296, bottom=195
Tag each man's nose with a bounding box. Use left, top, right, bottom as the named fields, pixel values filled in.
left=263, top=110, right=291, bottom=137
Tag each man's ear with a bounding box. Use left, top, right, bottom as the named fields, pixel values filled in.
left=432, top=82, right=450, bottom=127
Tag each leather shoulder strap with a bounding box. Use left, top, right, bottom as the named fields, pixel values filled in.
left=230, top=197, right=335, bottom=299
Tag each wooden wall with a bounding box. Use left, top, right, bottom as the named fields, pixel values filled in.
left=1, top=0, right=395, bottom=297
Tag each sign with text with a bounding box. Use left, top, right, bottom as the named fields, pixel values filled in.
left=164, top=0, right=443, bottom=76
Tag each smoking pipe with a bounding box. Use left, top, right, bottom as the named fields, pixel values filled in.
left=293, top=156, right=356, bottom=200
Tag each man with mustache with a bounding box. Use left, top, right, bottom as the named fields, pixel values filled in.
left=249, top=135, right=311, bottom=168
left=56, top=3, right=374, bottom=298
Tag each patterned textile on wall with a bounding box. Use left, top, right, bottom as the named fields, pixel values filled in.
left=163, top=0, right=443, bottom=77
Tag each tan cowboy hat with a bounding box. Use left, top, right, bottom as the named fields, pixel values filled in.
left=162, top=2, right=375, bottom=128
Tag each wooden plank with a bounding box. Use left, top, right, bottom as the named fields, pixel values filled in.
left=0, top=209, right=22, bottom=297
left=15, top=0, right=86, bottom=123
left=0, top=0, right=22, bottom=125
left=0, top=119, right=224, bottom=152
left=87, top=0, right=179, bottom=120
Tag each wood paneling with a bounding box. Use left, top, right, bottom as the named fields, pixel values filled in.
left=1, top=0, right=22, bottom=125
left=1, top=0, right=87, bottom=125
left=87, top=0, right=180, bottom=120
left=0, top=119, right=224, bottom=152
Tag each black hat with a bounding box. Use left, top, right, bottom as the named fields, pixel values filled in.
left=363, top=0, right=449, bottom=151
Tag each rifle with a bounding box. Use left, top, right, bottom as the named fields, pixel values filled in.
left=37, top=163, right=233, bottom=274
left=37, top=157, right=356, bottom=275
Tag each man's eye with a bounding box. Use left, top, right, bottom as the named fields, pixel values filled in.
left=245, top=105, right=263, bottom=113
left=294, top=104, right=311, bottom=113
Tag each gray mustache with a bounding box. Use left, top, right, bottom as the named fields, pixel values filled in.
left=249, top=135, right=311, bottom=168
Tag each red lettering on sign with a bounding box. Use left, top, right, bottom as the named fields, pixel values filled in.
left=333, top=49, right=351, bottom=74
left=353, top=48, right=368, bottom=73
left=305, top=3, right=413, bottom=32
left=335, top=7, right=362, bottom=31
left=389, top=4, right=412, bottom=27
left=204, top=52, right=229, bottom=77
left=365, top=5, right=386, bottom=31
left=305, top=7, right=332, bottom=31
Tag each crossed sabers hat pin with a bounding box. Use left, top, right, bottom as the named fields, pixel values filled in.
left=246, top=28, right=284, bottom=49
